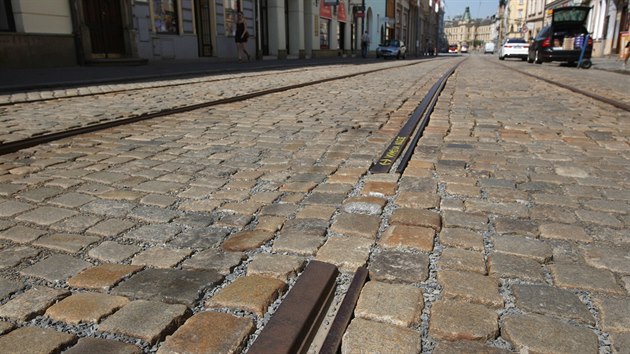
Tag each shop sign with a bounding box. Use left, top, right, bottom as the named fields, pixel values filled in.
left=338, top=0, right=347, bottom=22
left=321, top=1, right=333, bottom=19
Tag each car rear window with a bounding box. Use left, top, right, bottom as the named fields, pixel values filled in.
left=506, top=38, right=526, bottom=43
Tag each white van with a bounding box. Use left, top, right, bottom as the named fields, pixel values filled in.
left=484, top=42, right=495, bottom=54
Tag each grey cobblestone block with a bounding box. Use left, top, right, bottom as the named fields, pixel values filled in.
left=246, top=253, right=304, bottom=281
left=86, top=218, right=135, bottom=237
left=315, top=237, right=372, bottom=273
left=493, top=217, right=539, bottom=237
left=550, top=262, right=625, bottom=295
left=168, top=227, right=228, bottom=249
left=369, top=249, right=430, bottom=283
left=98, top=300, right=190, bottom=345
left=594, top=296, right=630, bottom=332
left=88, top=241, right=142, bottom=263
left=181, top=248, right=244, bottom=275
left=438, top=270, right=503, bottom=309
left=0, top=278, right=24, bottom=301
left=131, top=247, right=193, bottom=268
left=341, top=318, right=421, bottom=354
left=433, top=340, right=512, bottom=354
left=0, top=287, right=69, bottom=321
left=0, top=246, right=40, bottom=269
left=273, top=233, right=325, bottom=256
left=128, top=206, right=180, bottom=223
left=124, top=223, right=181, bottom=243
left=442, top=210, right=488, bottom=231
left=0, top=200, right=34, bottom=217
left=355, top=281, right=424, bottom=327
left=47, top=192, right=95, bottom=208
left=32, top=233, right=100, bottom=253
left=512, top=284, right=594, bottom=324
left=582, top=245, right=630, bottom=274
left=438, top=248, right=487, bottom=275
left=492, top=234, right=552, bottom=263
left=16, top=187, right=63, bottom=202
left=50, top=214, right=103, bottom=233
left=488, top=252, right=546, bottom=282
left=429, top=300, right=498, bottom=341
left=21, top=254, right=92, bottom=283
left=0, top=327, right=76, bottom=354
left=15, top=206, right=77, bottom=226
left=112, top=268, right=222, bottom=306
left=331, top=212, right=381, bottom=239
left=64, top=338, right=142, bottom=354
left=80, top=200, right=135, bottom=218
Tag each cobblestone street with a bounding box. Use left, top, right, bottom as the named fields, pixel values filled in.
left=0, top=55, right=628, bottom=353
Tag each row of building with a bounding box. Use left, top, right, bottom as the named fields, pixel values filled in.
left=0, top=0, right=448, bottom=69
left=444, top=0, right=629, bottom=57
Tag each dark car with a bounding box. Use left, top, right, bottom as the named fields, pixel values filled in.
left=376, top=40, right=407, bottom=59
left=528, top=6, right=592, bottom=68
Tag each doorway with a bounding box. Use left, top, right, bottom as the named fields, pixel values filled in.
left=82, top=0, right=125, bottom=58
left=260, top=0, right=269, bottom=55
left=195, top=0, right=213, bottom=56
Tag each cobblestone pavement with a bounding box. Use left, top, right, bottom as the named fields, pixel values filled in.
left=0, top=55, right=628, bottom=354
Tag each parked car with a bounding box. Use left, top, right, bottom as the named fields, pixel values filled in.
left=376, top=40, right=407, bottom=59
left=460, top=43, right=469, bottom=53
left=528, top=6, right=592, bottom=68
left=484, top=42, right=495, bottom=54
left=448, top=44, right=458, bottom=53
left=499, top=38, right=529, bottom=60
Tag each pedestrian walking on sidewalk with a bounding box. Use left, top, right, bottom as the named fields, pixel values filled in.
left=361, top=31, right=370, bottom=58
left=235, top=12, right=250, bottom=62
left=623, top=41, right=629, bottom=69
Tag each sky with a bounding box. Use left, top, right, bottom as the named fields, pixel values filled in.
left=442, top=0, right=499, bottom=21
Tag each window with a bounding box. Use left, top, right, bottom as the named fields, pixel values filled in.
left=153, top=0, right=178, bottom=34
left=0, top=0, right=15, bottom=32
left=320, top=19, right=329, bottom=49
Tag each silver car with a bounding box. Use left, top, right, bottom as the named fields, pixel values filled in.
left=376, top=40, right=407, bottom=59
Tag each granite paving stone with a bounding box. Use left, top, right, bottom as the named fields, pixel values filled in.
left=342, top=196, right=387, bottom=215
left=100, top=190, right=144, bottom=201
left=315, top=237, right=373, bottom=273
left=80, top=200, right=135, bottom=218
left=530, top=205, right=578, bottom=224
left=432, top=340, right=512, bottom=354
left=273, top=232, right=325, bottom=256
left=610, top=332, right=630, bottom=354
left=156, top=311, right=254, bottom=354
left=341, top=318, right=421, bottom=354
left=124, top=223, right=182, bottom=243
left=379, top=225, right=435, bottom=252
left=281, top=218, right=329, bottom=236
left=440, top=228, right=484, bottom=251
left=98, top=300, right=190, bottom=345
left=64, top=337, right=142, bottom=354
left=330, top=212, right=381, bottom=239
left=395, top=191, right=440, bottom=209
left=131, top=247, right=193, bottom=268
left=594, top=296, right=630, bottom=332
left=389, top=208, right=441, bottom=231
left=488, top=252, right=546, bottom=282
left=88, top=241, right=142, bottom=263
left=112, top=268, right=222, bottom=306
left=67, top=264, right=144, bottom=290
left=0, top=184, right=24, bottom=196
left=16, top=187, right=63, bottom=202
left=207, top=275, right=286, bottom=316
left=222, top=230, right=276, bottom=252
left=0, top=219, right=15, bottom=231
left=141, top=194, right=178, bottom=207
left=493, top=217, right=539, bottom=237
left=86, top=218, right=136, bottom=237
left=438, top=270, right=503, bottom=308
left=354, top=281, right=424, bottom=327
left=20, top=254, right=92, bottom=283
left=32, top=233, right=100, bottom=253
left=581, top=245, right=630, bottom=274
left=49, top=214, right=103, bottom=233
left=259, top=203, right=298, bottom=217
left=0, top=278, right=24, bottom=301
left=438, top=248, right=487, bottom=275
left=47, top=192, right=96, bottom=208
left=503, top=313, right=598, bottom=354
left=512, top=284, right=594, bottom=324
left=0, top=246, right=40, bottom=269
left=168, top=227, right=229, bottom=249
left=0, top=327, right=77, bottom=354
left=361, top=181, right=398, bottom=197
left=295, top=205, right=336, bottom=220
left=302, top=192, right=347, bottom=205
left=254, top=215, right=286, bottom=232
left=429, top=300, right=499, bottom=341
left=549, top=263, right=625, bottom=295
left=181, top=248, right=244, bottom=275
left=132, top=180, right=184, bottom=194
left=576, top=209, right=623, bottom=228
left=0, top=286, right=69, bottom=321
left=539, top=223, right=592, bottom=243
left=214, top=213, right=253, bottom=228
left=177, top=199, right=221, bottom=212
left=15, top=206, right=77, bottom=226
left=45, top=292, right=129, bottom=324
left=369, top=249, right=430, bottom=283
left=491, top=234, right=553, bottom=263
left=0, top=321, right=13, bottom=335
left=441, top=210, right=488, bottom=231
left=246, top=253, right=304, bottom=281
left=0, top=200, right=34, bottom=217
left=128, top=206, right=180, bottom=223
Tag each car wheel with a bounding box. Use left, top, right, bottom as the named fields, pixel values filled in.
left=580, top=59, right=592, bottom=69
left=396, top=52, right=400, bottom=59
left=527, top=53, right=534, bottom=63
left=499, top=55, right=504, bottom=60
left=535, top=50, right=542, bottom=64
left=521, top=57, right=527, bottom=61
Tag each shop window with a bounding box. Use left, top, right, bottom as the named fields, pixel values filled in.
left=0, top=0, right=15, bottom=32
left=153, top=0, right=179, bottom=34
left=320, top=19, right=329, bottom=49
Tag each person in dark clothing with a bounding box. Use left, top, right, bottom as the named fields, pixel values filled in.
left=235, top=12, right=250, bottom=62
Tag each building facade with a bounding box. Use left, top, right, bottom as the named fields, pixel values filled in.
left=444, top=7, right=495, bottom=49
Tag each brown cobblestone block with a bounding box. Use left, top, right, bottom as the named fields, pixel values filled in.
left=446, top=183, right=481, bottom=197
left=254, top=215, right=285, bottom=232
left=465, top=200, right=528, bottom=218
left=429, top=300, right=498, bottom=341
left=315, top=237, right=372, bottom=273
left=379, top=225, right=435, bottom=252
left=45, top=292, right=129, bottom=324
left=86, top=219, right=136, bottom=237
left=491, top=234, right=552, bottom=263
left=440, top=198, right=464, bottom=211
left=512, top=284, right=594, bottom=324
left=207, top=275, right=286, bottom=316
left=550, top=263, right=625, bottom=295
left=610, top=332, right=630, bottom=354
left=50, top=214, right=102, bottom=233
left=32, top=233, right=100, bottom=253
left=442, top=211, right=488, bottom=231
left=178, top=199, right=221, bottom=212
left=440, top=228, right=484, bottom=251
left=395, top=191, right=440, bottom=209
left=438, top=270, right=503, bottom=308
left=0, top=321, right=13, bottom=335
left=361, top=181, right=398, bottom=197
left=369, top=249, right=429, bottom=283
left=295, top=205, right=336, bottom=220
left=259, top=203, right=298, bottom=217
left=539, top=223, right=592, bottom=243
left=140, top=194, right=177, bottom=207
left=354, top=281, right=424, bottom=327
left=342, top=196, right=387, bottom=215
left=303, top=192, right=347, bottom=205
left=341, top=318, right=421, bottom=354
left=576, top=209, right=623, bottom=228
left=64, top=337, right=142, bottom=354
left=68, top=264, right=144, bottom=290
left=530, top=205, right=578, bottom=224
left=273, top=233, right=325, bottom=256
left=0, top=327, right=76, bottom=354
left=220, top=201, right=263, bottom=215
left=438, top=248, right=487, bottom=275
left=157, top=311, right=254, bottom=354
left=101, top=190, right=143, bottom=201
left=99, top=300, right=190, bottom=345
left=0, top=225, right=46, bottom=243
left=15, top=206, right=77, bottom=226
left=433, top=340, right=512, bottom=354
left=503, top=313, right=598, bottom=354
left=246, top=253, right=304, bottom=281
left=484, top=187, right=529, bottom=203
left=280, top=181, right=318, bottom=193
left=131, top=247, right=193, bottom=268
left=594, top=296, right=630, bottom=332
left=88, top=241, right=142, bottom=263
left=582, top=245, right=630, bottom=274
left=488, top=252, right=546, bottom=282
left=390, top=208, right=441, bottom=231
left=222, top=230, right=275, bottom=252
left=330, top=212, right=381, bottom=239
left=494, top=217, right=539, bottom=237
left=0, top=286, right=69, bottom=321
